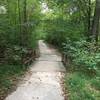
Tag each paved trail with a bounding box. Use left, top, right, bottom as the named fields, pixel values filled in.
left=5, top=40, right=66, bottom=100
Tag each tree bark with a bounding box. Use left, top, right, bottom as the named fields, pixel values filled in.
left=23, top=0, right=28, bottom=46
left=88, top=0, right=91, bottom=37
left=91, top=0, right=100, bottom=43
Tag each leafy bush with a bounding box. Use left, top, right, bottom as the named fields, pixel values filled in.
left=5, top=46, right=30, bottom=65
left=44, top=19, right=83, bottom=48
left=62, top=38, right=100, bottom=72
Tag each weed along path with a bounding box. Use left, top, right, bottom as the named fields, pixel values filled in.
left=5, top=40, right=66, bottom=100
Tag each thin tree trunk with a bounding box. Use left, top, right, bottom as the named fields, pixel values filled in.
left=88, top=0, right=91, bottom=37
left=23, top=0, right=28, bottom=46
left=91, top=0, right=100, bottom=43
left=18, top=0, right=22, bottom=45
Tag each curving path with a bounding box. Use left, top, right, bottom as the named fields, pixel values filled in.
left=5, top=40, right=66, bottom=100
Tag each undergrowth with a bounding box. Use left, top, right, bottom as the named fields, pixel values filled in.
left=65, top=69, right=100, bottom=100
left=63, top=39, right=100, bottom=100
left=0, top=64, right=28, bottom=100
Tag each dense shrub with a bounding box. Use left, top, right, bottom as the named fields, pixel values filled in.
left=44, top=19, right=84, bottom=48
left=62, top=38, right=100, bottom=72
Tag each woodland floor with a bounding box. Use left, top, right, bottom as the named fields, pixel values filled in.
left=5, top=40, right=66, bottom=100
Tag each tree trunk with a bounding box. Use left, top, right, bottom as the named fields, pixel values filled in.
left=22, top=0, right=28, bottom=46
left=88, top=0, right=91, bottom=38
left=91, top=0, right=100, bottom=43
left=18, top=0, right=22, bottom=45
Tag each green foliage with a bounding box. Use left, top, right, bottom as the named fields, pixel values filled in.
left=62, top=38, right=100, bottom=72
left=65, top=72, right=99, bottom=100
left=0, top=1, right=41, bottom=99
left=0, top=0, right=99, bottom=99
left=91, top=77, right=100, bottom=90
left=42, top=0, right=100, bottom=100
left=0, top=64, right=25, bottom=99
left=5, top=46, right=31, bottom=65
left=44, top=18, right=83, bottom=47
left=0, top=0, right=41, bottom=65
